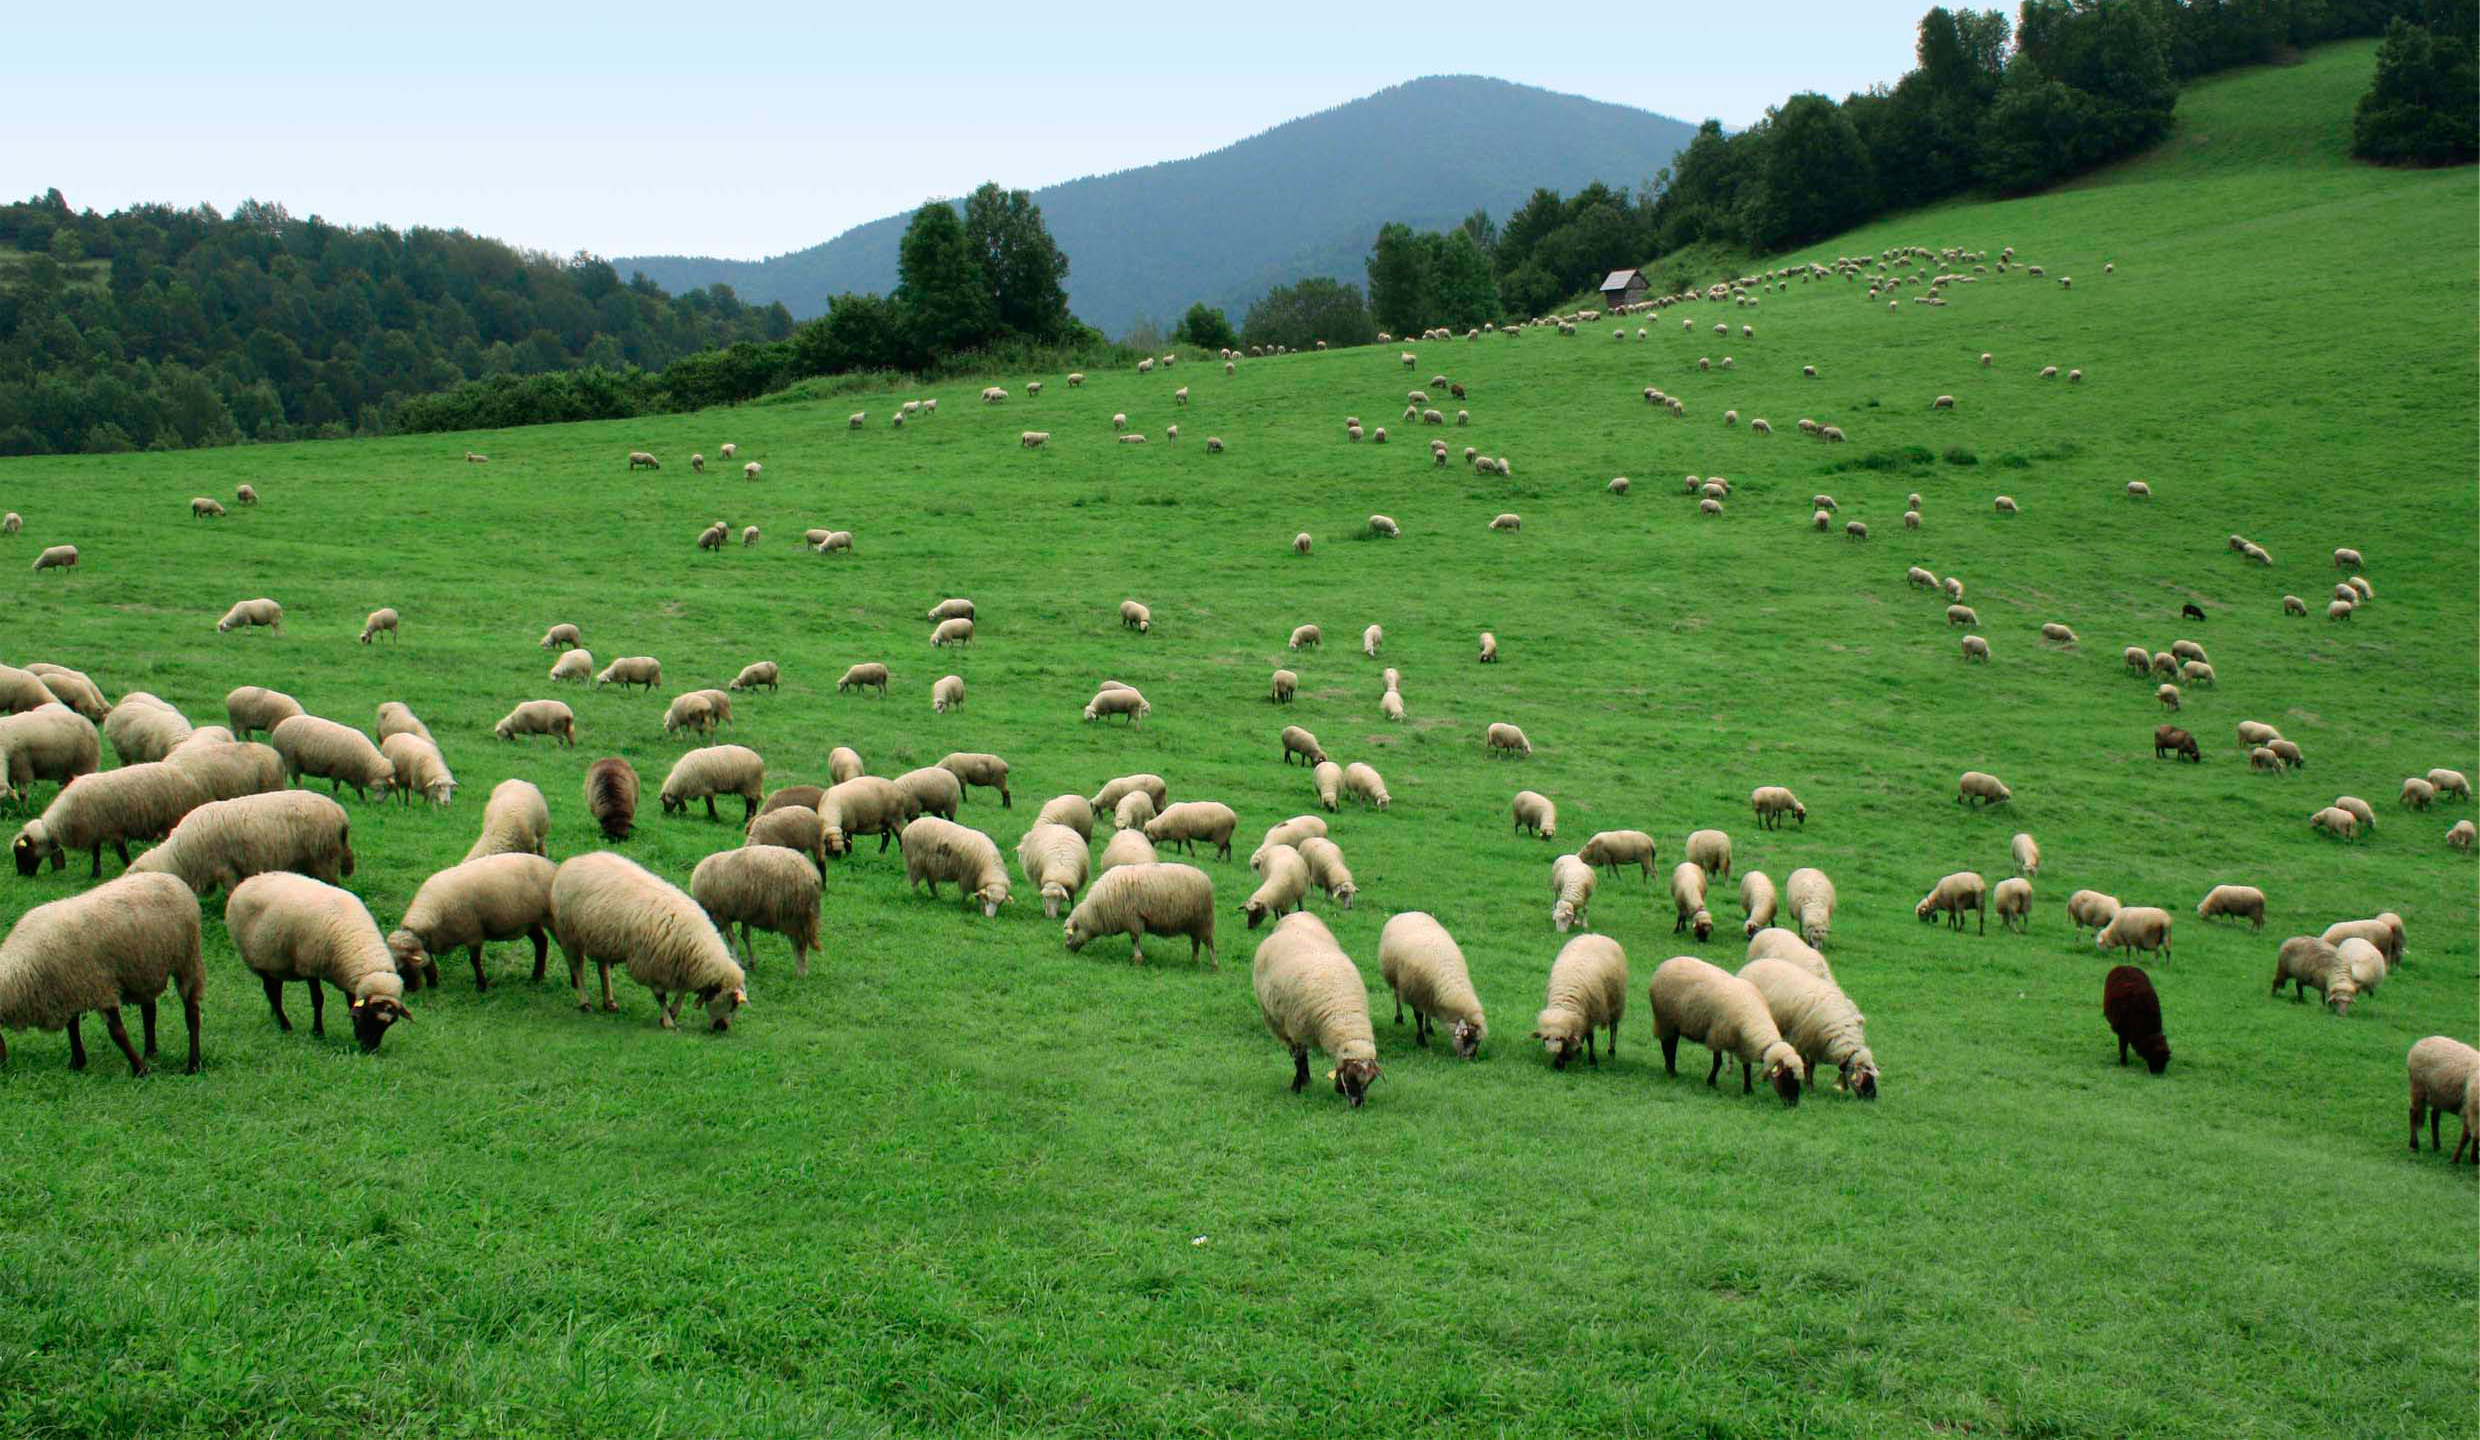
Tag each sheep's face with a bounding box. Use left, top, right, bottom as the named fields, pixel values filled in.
left=660, top=794, right=685, bottom=816
left=1767, top=1061, right=1802, bottom=1107
left=1243, top=901, right=1272, bottom=930
left=350, top=996, right=410, bottom=1052
left=12, top=824, right=49, bottom=876
left=1334, top=1059, right=1380, bottom=1107
left=2134, top=1035, right=2171, bottom=1074
left=1537, top=1032, right=1576, bottom=1069
left=1041, top=885, right=1067, bottom=921
left=702, top=985, right=747, bottom=1032
left=1062, top=919, right=1091, bottom=952
left=1791, top=805, right=1807, bottom=825
left=1449, top=1020, right=1481, bottom=1061
left=1844, top=1062, right=1880, bottom=1099
left=1916, top=900, right=1940, bottom=924
left=1552, top=903, right=1576, bottom=934
left=384, top=930, right=430, bottom=983
left=1691, top=910, right=1714, bottom=943
left=2324, top=990, right=2354, bottom=1017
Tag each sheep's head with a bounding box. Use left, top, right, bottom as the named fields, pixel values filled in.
left=1331, top=882, right=1355, bottom=911
left=12, top=821, right=50, bottom=876
left=1243, top=899, right=1275, bottom=930
left=1843, top=1059, right=1881, bottom=1099
left=974, top=883, right=1010, bottom=918
left=660, top=793, right=686, bottom=816
left=700, top=984, right=747, bottom=1031
left=1061, top=914, right=1093, bottom=951
left=1916, top=898, right=1941, bottom=924
left=1334, top=1058, right=1380, bottom=1107
left=349, top=993, right=411, bottom=1052
left=1691, top=909, right=1714, bottom=942
left=2134, top=1033, right=2171, bottom=1074
left=384, top=928, right=430, bottom=985
left=1041, top=883, right=1068, bottom=920
left=1449, top=1019, right=1482, bottom=1060
left=1766, top=1058, right=1803, bottom=1107
left=1552, top=901, right=1576, bottom=934
left=1791, top=803, right=1807, bottom=825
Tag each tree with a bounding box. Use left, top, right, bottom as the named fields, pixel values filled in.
left=2353, top=16, right=2480, bottom=164
left=1172, top=302, right=1236, bottom=350
left=1365, top=222, right=1432, bottom=335
left=894, top=201, right=996, bottom=356
left=1241, top=277, right=1374, bottom=351
left=792, top=292, right=911, bottom=376
left=1429, top=229, right=1501, bottom=329
left=962, top=183, right=1072, bottom=341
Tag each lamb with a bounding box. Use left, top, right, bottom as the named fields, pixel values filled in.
left=216, top=598, right=284, bottom=633
left=358, top=607, right=399, bottom=644
left=1242, top=844, right=1311, bottom=928
left=2402, top=776, right=2437, bottom=810
left=594, top=656, right=662, bottom=691
left=495, top=700, right=576, bottom=746
left=829, top=748, right=866, bottom=783
left=2196, top=884, right=2267, bottom=929
left=2067, top=890, right=2123, bottom=937
left=1489, top=513, right=1522, bottom=531
left=1785, top=867, right=1837, bottom=948
left=464, top=778, right=549, bottom=862
left=1016, top=824, right=1091, bottom=920
left=1992, top=877, right=2032, bottom=932
left=1289, top=624, right=1322, bottom=650
left=1064, top=860, right=1216, bottom=968
left=1915, top=871, right=1988, bottom=933
left=2406, top=1036, right=2479, bottom=1159
left=2102, top=965, right=2171, bottom=1073
left=1512, top=790, right=1557, bottom=839
left=937, top=752, right=1012, bottom=807
left=836, top=663, right=891, bottom=696
left=2451, top=819, right=2476, bottom=852
left=2270, top=935, right=2357, bottom=1013
left=1297, top=836, right=1357, bottom=908
left=539, top=623, right=582, bottom=650
left=1575, top=829, right=1655, bottom=879
left=269, top=715, right=395, bottom=802
left=0, top=704, right=100, bottom=802
left=1671, top=862, right=1716, bottom=940
left=1280, top=725, right=1327, bottom=767
left=584, top=758, right=638, bottom=839
left=227, top=872, right=413, bottom=1049
left=820, top=776, right=910, bottom=855
left=31, top=545, right=76, bottom=573
left=1113, top=789, right=1157, bottom=831
left=548, top=852, right=746, bottom=1028
left=1685, top=828, right=1732, bottom=878
left=1649, top=955, right=1803, bottom=1104
left=1084, top=687, right=1149, bottom=724
left=1090, top=773, right=1168, bottom=816
left=931, top=618, right=975, bottom=648
left=1340, top=763, right=1389, bottom=811
left=1377, top=912, right=1486, bottom=1058
left=729, top=661, right=780, bottom=692
left=1549, top=852, right=1596, bottom=933
left=931, top=674, right=965, bottom=713
left=1738, top=956, right=1877, bottom=1097
left=1486, top=722, right=1532, bottom=758
left=1252, top=911, right=1379, bottom=1103
left=1750, top=786, right=1806, bottom=829
left=2094, top=906, right=2173, bottom=961
left=690, top=845, right=821, bottom=976
left=899, top=816, right=1011, bottom=915
left=1534, top=933, right=1626, bottom=1068
left=0, top=872, right=204, bottom=1074
left=384, top=852, right=556, bottom=990
left=1119, top=599, right=1152, bottom=633
left=1957, top=771, right=2011, bottom=806
left=1269, top=669, right=1296, bottom=704
left=658, top=744, right=763, bottom=824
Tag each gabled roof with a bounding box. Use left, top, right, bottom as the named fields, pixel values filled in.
left=1599, top=269, right=1645, bottom=291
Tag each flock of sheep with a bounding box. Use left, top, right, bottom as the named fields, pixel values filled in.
left=0, top=240, right=2471, bottom=1164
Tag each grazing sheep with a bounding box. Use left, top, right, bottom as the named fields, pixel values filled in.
left=1486, top=722, right=1532, bottom=758
left=0, top=871, right=204, bottom=1075
left=938, top=752, right=1012, bottom=807
left=1739, top=956, right=1876, bottom=1097
left=31, top=545, right=77, bottom=573
left=2196, top=884, right=2267, bottom=930
left=1112, top=789, right=1157, bottom=832
left=746, top=805, right=827, bottom=874
left=930, top=674, right=965, bottom=714
left=836, top=663, right=891, bottom=696
left=1534, top=933, right=1627, bottom=1068
left=548, top=852, right=745, bottom=1028
left=2406, top=1036, right=2480, bottom=1159
left=228, top=872, right=412, bottom=1049
left=818, top=776, right=909, bottom=856
left=1065, top=861, right=1215, bottom=967
left=2095, top=906, right=2173, bottom=961
left=2271, top=935, right=2357, bottom=1013
left=1785, top=868, right=1837, bottom=948
left=1947, top=604, right=1979, bottom=627
left=268, top=716, right=394, bottom=802
left=1991, top=876, right=2032, bottom=932
left=662, top=692, right=717, bottom=738
left=358, top=608, right=399, bottom=644
left=1478, top=631, right=1499, bottom=663
left=2334, top=796, right=2378, bottom=833
left=376, top=733, right=454, bottom=808
left=1287, top=624, right=1323, bottom=652
left=1573, top=830, right=1654, bottom=880
left=1508, top=789, right=1558, bottom=840
left=0, top=706, right=101, bottom=803
left=2067, top=890, right=2122, bottom=937
left=928, top=598, right=976, bottom=623
left=691, top=845, right=821, bottom=976
left=1993, top=496, right=2018, bottom=515
left=2103, top=965, right=2171, bottom=1073
left=223, top=686, right=303, bottom=740
left=2310, top=806, right=2360, bottom=840
left=1297, top=836, right=1357, bottom=908
left=2041, top=623, right=2077, bottom=647
left=1084, top=687, right=1149, bottom=725
left=1097, top=828, right=1156, bottom=875
left=2328, top=599, right=2355, bottom=621
left=574, top=759, right=638, bottom=843
left=2402, top=776, right=2437, bottom=810
left=1118, top=599, right=1153, bottom=634
left=1252, top=911, right=1378, bottom=1103
left=216, top=598, right=284, bottom=633
left=894, top=765, right=963, bottom=822
left=385, top=852, right=555, bottom=990
left=594, top=656, right=662, bottom=691
left=1649, top=955, right=1803, bottom=1104
left=1945, top=576, right=1965, bottom=602
left=2009, top=832, right=2041, bottom=878
left=2269, top=739, right=2305, bottom=770
left=27, top=668, right=107, bottom=721
left=658, top=744, right=763, bottom=824
left=931, top=617, right=974, bottom=648
left=495, top=699, right=576, bottom=746
left=1957, top=771, right=2011, bottom=807
left=538, top=623, right=582, bottom=650
left=1268, top=669, right=1297, bottom=705
left=462, top=778, right=548, bottom=863
left=2427, top=768, right=2471, bottom=800
left=1033, top=794, right=1095, bottom=842
left=1961, top=635, right=1991, bottom=663
left=1090, top=774, right=1168, bottom=819
left=2155, top=683, right=2181, bottom=712
left=1489, top=513, right=1521, bottom=531
left=1670, top=862, right=1715, bottom=940
left=900, top=816, right=1011, bottom=916
left=1242, top=844, right=1311, bottom=929
left=1279, top=725, right=1328, bottom=768
left=235, top=485, right=257, bottom=504
left=371, top=702, right=431, bottom=748
left=2283, top=594, right=2308, bottom=616
left=1746, top=927, right=1832, bottom=981
left=1915, top=871, right=1989, bottom=933
left=1016, top=824, right=1091, bottom=920
left=1377, top=912, right=1486, bottom=1058
left=1548, top=853, right=1596, bottom=934
left=1747, top=785, right=1806, bottom=830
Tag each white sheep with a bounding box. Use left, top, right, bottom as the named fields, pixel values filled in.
left=2196, top=884, right=2267, bottom=929
left=549, top=852, right=746, bottom=1028
left=1376, top=912, right=1485, bottom=1058
left=494, top=700, right=576, bottom=746
left=1065, top=861, right=1216, bottom=967
left=0, top=871, right=205, bottom=1074
left=1549, top=853, right=1595, bottom=933
left=1016, top=824, right=1091, bottom=920
left=900, top=816, right=1011, bottom=915
left=1535, top=933, right=1626, bottom=1068
left=1252, top=911, right=1379, bottom=1103
left=691, top=845, right=821, bottom=976
left=2095, top=906, right=2173, bottom=961
left=386, top=852, right=556, bottom=990
left=1486, top=722, right=1532, bottom=758
left=1738, top=956, right=1876, bottom=1098
left=1649, top=954, right=1804, bottom=1104
left=269, top=715, right=395, bottom=802
left=1785, top=867, right=1836, bottom=948
left=227, top=871, right=412, bottom=1049
left=1957, top=771, right=2011, bottom=807
left=658, top=744, right=764, bottom=824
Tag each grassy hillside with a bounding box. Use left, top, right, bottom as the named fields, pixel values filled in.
left=0, top=41, right=2471, bottom=1437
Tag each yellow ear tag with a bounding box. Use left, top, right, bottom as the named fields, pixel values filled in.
left=1326, top=1069, right=1338, bottom=1080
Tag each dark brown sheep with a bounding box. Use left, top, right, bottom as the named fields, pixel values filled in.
left=2103, top=965, right=2170, bottom=1074
left=2153, top=726, right=2202, bottom=763
left=584, top=758, right=639, bottom=841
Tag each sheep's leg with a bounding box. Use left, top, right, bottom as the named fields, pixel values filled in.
left=1584, top=1030, right=1598, bottom=1066
left=101, top=1008, right=144, bottom=1076
left=1742, top=1060, right=1755, bottom=1094
left=877, top=828, right=894, bottom=853
left=656, top=991, right=678, bottom=1030
left=2430, top=1109, right=2443, bottom=1153
left=1290, top=1046, right=1310, bottom=1094
left=1415, top=1013, right=1428, bottom=1047
left=65, top=1015, right=86, bottom=1070
left=2118, top=1037, right=2131, bottom=1066
left=1706, top=1050, right=1724, bottom=1088
left=1127, top=921, right=1148, bottom=966
left=1393, top=994, right=1404, bottom=1024
left=737, top=922, right=756, bottom=962
left=178, top=993, right=201, bottom=1073
left=1607, top=1021, right=1619, bottom=1060
left=305, top=979, right=325, bottom=1037
left=1978, top=906, right=1985, bottom=936
left=703, top=796, right=717, bottom=820
left=597, top=963, right=618, bottom=1012
left=138, top=999, right=158, bottom=1058
left=262, top=974, right=291, bottom=1030
left=794, top=940, right=809, bottom=980
left=468, top=944, right=490, bottom=991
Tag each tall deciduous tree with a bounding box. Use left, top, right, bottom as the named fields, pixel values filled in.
left=962, top=183, right=1072, bottom=342
left=894, top=201, right=997, bottom=355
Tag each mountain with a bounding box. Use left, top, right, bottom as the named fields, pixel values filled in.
left=615, top=76, right=1697, bottom=335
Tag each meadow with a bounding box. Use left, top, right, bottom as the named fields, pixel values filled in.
left=0, top=41, right=2473, bottom=1437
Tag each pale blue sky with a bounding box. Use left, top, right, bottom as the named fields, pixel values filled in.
left=9, top=0, right=1940, bottom=261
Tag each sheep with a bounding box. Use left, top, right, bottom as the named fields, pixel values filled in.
left=495, top=699, right=576, bottom=746
left=1845, top=520, right=1870, bottom=542
left=222, top=686, right=303, bottom=741
left=895, top=762, right=963, bottom=819
left=31, top=545, right=76, bottom=573
left=227, top=871, right=413, bottom=1049
left=1375, top=912, right=1486, bottom=1058
left=819, top=776, right=909, bottom=856
left=1090, top=773, right=1168, bottom=817
left=1033, top=794, right=1095, bottom=843
left=1498, top=789, right=1558, bottom=842
left=1945, top=576, right=1965, bottom=602
left=2125, top=646, right=2153, bottom=675
left=931, top=617, right=975, bottom=648
left=1998, top=833, right=2038, bottom=883
left=835, top=662, right=891, bottom=697
left=740, top=462, right=762, bottom=482
left=1297, top=836, right=1357, bottom=908
left=1915, top=871, right=1989, bottom=934
left=538, top=623, right=581, bottom=650
left=1241, top=844, right=1311, bottom=929
left=1486, top=722, right=1532, bottom=758
left=2283, top=595, right=2308, bottom=616
left=2270, top=935, right=2357, bottom=1013
left=1055, top=858, right=1219, bottom=971
left=1016, top=824, right=1091, bottom=920
left=216, top=598, right=284, bottom=633
left=658, top=744, right=763, bottom=824
left=267, top=715, right=394, bottom=802
left=2067, top=890, right=2122, bottom=937
left=1113, top=789, right=1157, bottom=832
left=2407, top=1037, right=2480, bottom=1159
left=1285, top=624, right=1324, bottom=654
left=1277, top=725, right=1329, bottom=769
left=1489, top=513, right=1521, bottom=531
left=2236, top=721, right=2282, bottom=749
left=0, top=871, right=204, bottom=1075
left=1251, top=911, right=1379, bottom=1103
left=1990, top=876, right=2032, bottom=933
left=2095, top=906, right=2173, bottom=961
left=2402, top=776, right=2437, bottom=810
left=1958, top=635, right=1993, bottom=663
left=0, top=705, right=101, bottom=803
left=2310, top=805, right=2360, bottom=840
left=1205, top=437, right=1225, bottom=453
left=931, top=674, right=965, bottom=714
left=746, top=805, right=827, bottom=876
left=1746, top=926, right=1832, bottom=981
left=938, top=752, right=1012, bottom=807
left=690, top=845, right=821, bottom=976
left=2269, top=739, right=2305, bottom=770
left=725, top=660, right=780, bottom=695
left=2103, top=965, right=2171, bottom=1073
left=1117, top=599, right=1154, bottom=635
left=1563, top=829, right=1652, bottom=881
left=900, top=816, right=1011, bottom=916
left=1268, top=669, right=1297, bottom=705
left=549, top=852, right=745, bottom=1028
left=1097, top=828, right=1157, bottom=875
left=1362, top=624, right=1384, bottom=657
left=443, top=779, right=545, bottom=868
left=2451, top=820, right=2476, bottom=852
left=1957, top=771, right=2011, bottom=807
left=1738, top=956, right=1877, bottom=1097
left=662, top=691, right=718, bottom=738
left=1533, top=933, right=1626, bottom=1069
left=234, top=483, right=257, bottom=504
left=1785, top=867, right=1836, bottom=948
left=2321, top=916, right=2405, bottom=969
left=1340, top=763, right=1389, bottom=811
left=115, top=784, right=354, bottom=902
left=2125, top=480, right=2151, bottom=500
left=594, top=656, right=662, bottom=691
left=1649, top=955, right=1803, bottom=1104
left=2039, top=623, right=2077, bottom=648
left=2196, top=884, right=2267, bottom=930
left=2328, top=598, right=2355, bottom=621
left=2428, top=768, right=2471, bottom=800
left=1669, top=862, right=1716, bottom=940
left=1084, top=687, right=1149, bottom=725
left=2329, top=796, right=2378, bottom=835
left=1067, top=373, right=1084, bottom=387
left=1739, top=785, right=1806, bottom=832
left=382, top=852, right=557, bottom=991
left=1477, top=631, right=1500, bottom=665
left=186, top=494, right=229, bottom=520
left=812, top=530, right=855, bottom=554
left=1946, top=604, right=1979, bottom=627
left=357, top=607, right=400, bottom=645
left=1993, top=496, right=2018, bottom=515
left=1546, top=852, right=1598, bottom=934
left=28, top=668, right=106, bottom=721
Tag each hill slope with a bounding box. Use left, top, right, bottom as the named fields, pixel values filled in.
left=615, top=76, right=1697, bottom=332
left=0, top=42, right=2471, bottom=1436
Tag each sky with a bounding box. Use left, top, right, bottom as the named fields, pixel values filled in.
left=7, top=0, right=1936, bottom=262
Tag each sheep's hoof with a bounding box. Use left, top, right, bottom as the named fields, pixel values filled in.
left=601, top=1001, right=620, bottom=1013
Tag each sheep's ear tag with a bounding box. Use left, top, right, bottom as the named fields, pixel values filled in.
left=1325, top=1070, right=1338, bottom=1081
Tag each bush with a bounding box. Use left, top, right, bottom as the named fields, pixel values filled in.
left=1943, top=445, right=1979, bottom=466
left=2352, top=18, right=2480, bottom=166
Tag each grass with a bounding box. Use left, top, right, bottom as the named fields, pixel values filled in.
left=0, top=40, right=2473, bottom=1437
